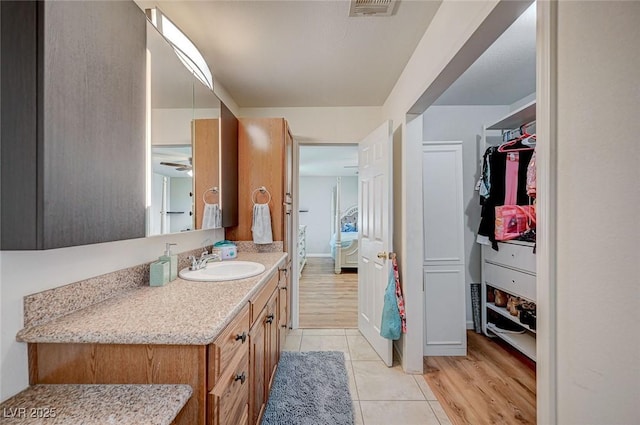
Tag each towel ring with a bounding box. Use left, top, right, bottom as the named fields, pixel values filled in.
left=251, top=186, right=271, bottom=205
left=203, top=187, right=219, bottom=204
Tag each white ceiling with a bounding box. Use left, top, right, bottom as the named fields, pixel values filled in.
left=136, top=0, right=442, bottom=108
left=139, top=1, right=536, bottom=177
left=300, top=145, right=358, bottom=176
left=434, top=3, right=536, bottom=105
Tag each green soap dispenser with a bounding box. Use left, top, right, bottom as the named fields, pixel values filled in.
left=160, top=243, right=178, bottom=281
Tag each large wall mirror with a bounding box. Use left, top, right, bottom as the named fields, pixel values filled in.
left=145, top=14, right=237, bottom=236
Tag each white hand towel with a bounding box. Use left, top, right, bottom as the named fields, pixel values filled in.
left=252, top=203, right=273, bottom=244
left=202, top=203, right=221, bottom=229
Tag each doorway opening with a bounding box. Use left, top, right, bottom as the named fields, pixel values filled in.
left=418, top=2, right=537, bottom=424
left=295, top=144, right=359, bottom=329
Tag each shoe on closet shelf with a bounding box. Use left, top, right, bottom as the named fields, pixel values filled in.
left=507, top=296, right=523, bottom=316
left=518, top=301, right=537, bottom=330
left=487, top=322, right=526, bottom=335
left=494, top=289, right=509, bottom=307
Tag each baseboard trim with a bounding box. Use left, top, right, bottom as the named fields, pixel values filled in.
left=424, top=346, right=467, bottom=357
left=306, top=253, right=332, bottom=258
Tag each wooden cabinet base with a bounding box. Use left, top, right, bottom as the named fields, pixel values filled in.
left=29, top=343, right=206, bottom=425
left=27, top=267, right=288, bottom=425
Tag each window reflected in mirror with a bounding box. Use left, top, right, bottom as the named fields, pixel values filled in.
left=150, top=146, right=193, bottom=234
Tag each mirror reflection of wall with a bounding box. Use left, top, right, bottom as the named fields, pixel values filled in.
left=146, top=16, right=221, bottom=236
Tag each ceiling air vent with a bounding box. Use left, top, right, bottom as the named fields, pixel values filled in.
left=349, top=0, right=397, bottom=17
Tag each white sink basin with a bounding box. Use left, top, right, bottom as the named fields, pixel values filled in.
left=179, top=261, right=266, bottom=282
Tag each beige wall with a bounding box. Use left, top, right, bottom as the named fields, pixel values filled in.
left=555, top=2, right=640, bottom=423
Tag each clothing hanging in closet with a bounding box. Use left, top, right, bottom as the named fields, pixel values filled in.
left=477, top=148, right=534, bottom=249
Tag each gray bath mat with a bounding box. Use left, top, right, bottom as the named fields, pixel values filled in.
left=261, top=351, right=354, bottom=425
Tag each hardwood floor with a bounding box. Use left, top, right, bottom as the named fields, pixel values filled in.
left=424, top=331, right=536, bottom=425
left=298, top=257, right=358, bottom=328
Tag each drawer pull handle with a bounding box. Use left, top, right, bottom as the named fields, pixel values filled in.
left=266, top=314, right=275, bottom=324
left=234, top=372, right=246, bottom=384
left=280, top=324, right=287, bottom=329
left=279, top=286, right=287, bottom=291
left=235, top=332, right=247, bottom=343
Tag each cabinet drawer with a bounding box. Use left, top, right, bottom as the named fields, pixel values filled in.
left=484, top=262, right=536, bottom=302
left=209, top=304, right=250, bottom=389
left=250, top=273, right=278, bottom=325
left=483, top=242, right=536, bottom=274
left=209, top=348, right=249, bottom=425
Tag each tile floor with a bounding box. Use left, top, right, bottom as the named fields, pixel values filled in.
left=283, top=328, right=453, bottom=425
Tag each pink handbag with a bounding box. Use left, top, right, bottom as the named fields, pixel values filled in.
left=495, top=205, right=536, bottom=241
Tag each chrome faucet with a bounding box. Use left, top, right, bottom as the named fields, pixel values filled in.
left=188, top=250, right=221, bottom=271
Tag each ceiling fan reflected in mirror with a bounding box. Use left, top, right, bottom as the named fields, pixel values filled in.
left=344, top=165, right=358, bottom=175
left=160, top=161, right=192, bottom=172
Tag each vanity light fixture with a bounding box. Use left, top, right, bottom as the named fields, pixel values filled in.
left=145, top=7, right=214, bottom=91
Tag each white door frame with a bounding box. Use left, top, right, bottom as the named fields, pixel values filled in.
left=535, top=2, right=557, bottom=423
left=290, top=141, right=360, bottom=330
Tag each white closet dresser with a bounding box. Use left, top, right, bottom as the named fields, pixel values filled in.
left=297, top=225, right=307, bottom=277
left=481, top=241, right=536, bottom=360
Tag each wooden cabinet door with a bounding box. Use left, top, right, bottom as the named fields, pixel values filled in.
left=266, top=291, right=279, bottom=390
left=193, top=118, right=220, bottom=230
left=278, top=267, right=289, bottom=348
left=249, top=308, right=267, bottom=425
left=228, top=117, right=285, bottom=242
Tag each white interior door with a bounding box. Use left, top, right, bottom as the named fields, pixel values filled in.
left=358, top=120, right=393, bottom=366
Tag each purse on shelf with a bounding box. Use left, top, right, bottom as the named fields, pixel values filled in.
left=495, top=204, right=536, bottom=241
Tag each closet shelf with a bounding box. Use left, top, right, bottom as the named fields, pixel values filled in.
left=487, top=323, right=536, bottom=361
left=487, top=100, right=536, bottom=130
left=486, top=302, right=536, bottom=334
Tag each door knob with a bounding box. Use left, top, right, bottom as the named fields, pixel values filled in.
left=377, top=252, right=388, bottom=260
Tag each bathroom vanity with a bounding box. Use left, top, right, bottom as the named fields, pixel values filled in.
left=18, top=252, right=289, bottom=425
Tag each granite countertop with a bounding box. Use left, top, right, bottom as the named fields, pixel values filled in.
left=0, top=384, right=192, bottom=425
left=16, top=252, right=287, bottom=345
